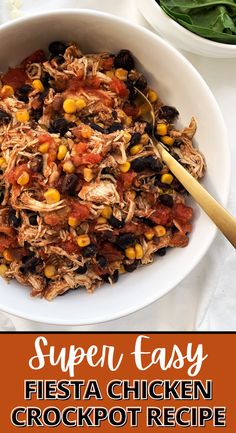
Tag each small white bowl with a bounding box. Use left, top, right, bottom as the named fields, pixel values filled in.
left=137, top=0, right=236, bottom=58
left=0, top=9, right=230, bottom=325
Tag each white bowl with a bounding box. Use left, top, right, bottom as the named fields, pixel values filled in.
left=137, top=0, right=236, bottom=58
left=0, top=9, right=230, bottom=325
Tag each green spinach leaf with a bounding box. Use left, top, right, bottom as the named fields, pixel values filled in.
left=159, top=0, right=236, bottom=43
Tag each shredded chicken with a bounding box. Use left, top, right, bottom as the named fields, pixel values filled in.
left=0, top=41, right=206, bottom=300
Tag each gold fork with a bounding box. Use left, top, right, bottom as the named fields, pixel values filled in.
left=134, top=88, right=236, bottom=248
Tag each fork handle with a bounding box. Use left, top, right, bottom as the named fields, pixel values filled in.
left=156, top=142, right=236, bottom=248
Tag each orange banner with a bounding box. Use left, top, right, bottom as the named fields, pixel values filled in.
left=0, top=333, right=234, bottom=431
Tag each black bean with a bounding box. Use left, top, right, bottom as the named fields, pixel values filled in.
left=41, top=71, right=51, bottom=87
left=114, top=49, right=135, bottom=71
left=8, top=208, right=21, bottom=228
left=29, top=214, right=38, bottom=226
left=90, top=123, right=105, bottom=133
left=145, top=156, right=163, bottom=172
left=124, top=260, right=139, bottom=273
left=116, top=233, right=135, bottom=249
left=135, top=74, right=147, bottom=91
left=112, top=269, right=119, bottom=283
left=17, top=84, right=32, bottom=102
left=30, top=155, right=43, bottom=173
left=48, top=41, right=67, bottom=55
left=145, top=122, right=153, bottom=135
left=0, top=109, right=11, bottom=125
left=112, top=110, right=118, bottom=119
left=76, top=264, right=87, bottom=274
left=155, top=247, right=167, bottom=257
left=131, top=156, right=163, bottom=173
left=81, top=244, right=97, bottom=258
left=108, top=123, right=123, bottom=133
left=38, top=89, right=49, bottom=102
left=61, top=174, right=79, bottom=195
left=159, top=105, right=179, bottom=123
left=130, top=132, right=141, bottom=146
left=140, top=217, right=155, bottom=228
left=31, top=108, right=43, bottom=122
left=96, top=255, right=108, bottom=268
left=52, top=54, right=65, bottom=65
left=159, top=194, right=174, bottom=208
left=126, top=80, right=136, bottom=102
left=21, top=257, right=42, bottom=274
left=108, top=215, right=125, bottom=229
left=102, top=270, right=119, bottom=283
left=49, top=117, right=71, bottom=136
left=0, top=189, right=4, bottom=203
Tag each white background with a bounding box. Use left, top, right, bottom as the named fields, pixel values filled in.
left=0, top=0, right=235, bottom=331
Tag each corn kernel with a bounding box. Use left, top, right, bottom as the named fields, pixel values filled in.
left=1, top=84, right=14, bottom=97
left=119, top=264, right=125, bottom=274
left=161, top=136, right=175, bottom=146
left=0, top=263, right=8, bottom=276
left=97, top=122, right=104, bottom=128
left=38, top=142, right=49, bottom=154
left=16, top=110, right=30, bottom=123
left=57, top=144, right=67, bottom=160
left=64, top=113, right=77, bottom=122
left=105, top=70, right=115, bottom=78
left=140, top=133, right=149, bottom=145
left=156, top=123, right=168, bottom=136
left=161, top=173, right=174, bottom=185
left=97, top=216, right=107, bottom=225
left=3, top=249, right=14, bottom=262
left=32, top=79, right=45, bottom=92
left=154, top=225, right=166, bottom=237
left=148, top=89, right=158, bottom=103
left=17, top=171, right=30, bottom=186
left=44, top=264, right=56, bottom=278
left=144, top=231, right=155, bottom=241
left=0, top=157, right=6, bottom=168
left=101, top=206, right=112, bottom=219
left=135, top=243, right=144, bottom=260
left=119, top=161, right=131, bottom=173
left=63, top=98, right=77, bottom=114
left=44, top=188, right=61, bottom=204
left=77, top=234, right=91, bottom=247
left=125, top=247, right=136, bottom=260
left=83, top=167, right=93, bottom=182
left=130, top=144, right=143, bottom=155
left=81, top=125, right=92, bottom=139
left=75, top=98, right=87, bottom=111
left=123, top=131, right=132, bottom=143
left=68, top=216, right=79, bottom=228
left=63, top=160, right=75, bottom=174
left=115, top=68, right=128, bottom=81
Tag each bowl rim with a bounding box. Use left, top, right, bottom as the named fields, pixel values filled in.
left=0, top=8, right=231, bottom=325
left=148, top=0, right=236, bottom=51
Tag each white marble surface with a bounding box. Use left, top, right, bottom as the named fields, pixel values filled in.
left=0, top=0, right=235, bottom=331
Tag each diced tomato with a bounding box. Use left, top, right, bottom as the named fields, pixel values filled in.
left=169, top=233, right=189, bottom=248
left=44, top=207, right=70, bottom=227
left=61, top=240, right=80, bottom=254
left=21, top=49, right=46, bottom=67
left=173, top=203, right=193, bottom=223
left=0, top=226, right=15, bottom=237
left=73, top=153, right=102, bottom=167
left=0, top=235, right=13, bottom=253
left=119, top=171, right=137, bottom=189
left=6, top=164, right=30, bottom=185
left=123, top=104, right=139, bottom=117
left=101, top=57, right=114, bottom=71
left=2, top=68, right=28, bottom=91
left=38, top=134, right=53, bottom=144
left=150, top=204, right=172, bottom=225
left=86, top=76, right=102, bottom=89
left=119, top=222, right=146, bottom=235
left=109, top=77, right=129, bottom=98
left=70, top=201, right=90, bottom=222
left=73, top=141, right=88, bottom=153
left=100, top=243, right=123, bottom=262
